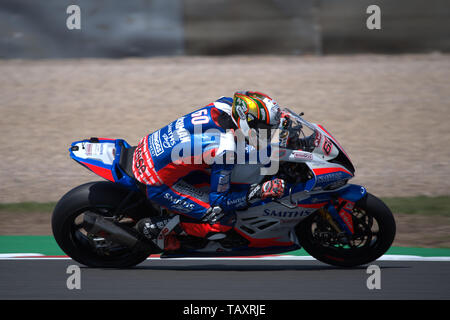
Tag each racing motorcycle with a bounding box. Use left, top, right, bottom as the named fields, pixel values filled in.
left=52, top=108, right=396, bottom=268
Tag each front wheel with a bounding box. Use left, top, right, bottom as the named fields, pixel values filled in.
left=296, top=193, right=396, bottom=267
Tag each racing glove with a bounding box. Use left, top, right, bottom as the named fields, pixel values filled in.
left=247, top=178, right=286, bottom=203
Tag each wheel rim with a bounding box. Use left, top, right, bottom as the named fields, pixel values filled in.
left=308, top=205, right=382, bottom=258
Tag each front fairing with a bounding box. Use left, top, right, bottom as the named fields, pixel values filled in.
left=312, top=123, right=355, bottom=175
left=276, top=108, right=355, bottom=192
left=281, top=108, right=354, bottom=171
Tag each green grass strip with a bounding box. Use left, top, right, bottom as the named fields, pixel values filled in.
left=380, top=196, right=450, bottom=217
left=0, top=202, right=56, bottom=213
left=384, top=246, right=450, bottom=257
left=0, top=236, right=65, bottom=256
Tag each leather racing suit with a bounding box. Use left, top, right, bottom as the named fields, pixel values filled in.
left=132, top=97, right=252, bottom=238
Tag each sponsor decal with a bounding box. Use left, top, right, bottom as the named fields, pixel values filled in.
left=133, top=140, right=147, bottom=175
left=163, top=193, right=195, bottom=213
left=338, top=200, right=355, bottom=234
left=338, top=210, right=354, bottom=234
left=322, top=136, right=333, bottom=156
left=217, top=171, right=231, bottom=192
left=150, top=130, right=164, bottom=157
left=316, top=171, right=344, bottom=184
left=161, top=123, right=175, bottom=148
left=263, top=209, right=310, bottom=218
left=292, top=150, right=313, bottom=161
left=132, top=137, right=163, bottom=186
left=85, top=143, right=92, bottom=156
left=85, top=143, right=103, bottom=157
left=227, top=196, right=247, bottom=207
left=172, top=180, right=209, bottom=203
left=175, top=116, right=190, bottom=143
left=235, top=97, right=248, bottom=119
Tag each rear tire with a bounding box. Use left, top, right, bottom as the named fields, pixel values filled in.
left=52, top=181, right=157, bottom=268
left=296, top=193, right=396, bottom=267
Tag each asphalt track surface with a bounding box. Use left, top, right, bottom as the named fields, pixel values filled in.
left=1, top=259, right=449, bottom=300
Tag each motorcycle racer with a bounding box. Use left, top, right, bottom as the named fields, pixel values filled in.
left=56, top=89, right=396, bottom=268
left=132, top=91, right=285, bottom=250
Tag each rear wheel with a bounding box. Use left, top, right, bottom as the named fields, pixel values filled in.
left=296, top=193, right=396, bottom=267
left=52, top=181, right=158, bottom=268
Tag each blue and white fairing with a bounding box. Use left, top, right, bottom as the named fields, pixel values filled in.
left=69, top=138, right=139, bottom=192
left=214, top=109, right=366, bottom=254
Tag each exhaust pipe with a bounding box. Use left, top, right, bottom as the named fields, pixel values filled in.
left=83, top=212, right=141, bottom=249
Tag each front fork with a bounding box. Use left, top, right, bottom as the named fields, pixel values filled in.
left=321, top=200, right=356, bottom=236
left=319, top=184, right=367, bottom=236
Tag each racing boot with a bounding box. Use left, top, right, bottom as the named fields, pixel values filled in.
left=135, top=216, right=182, bottom=251
left=181, top=206, right=233, bottom=241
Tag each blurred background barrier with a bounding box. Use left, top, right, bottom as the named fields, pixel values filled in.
left=319, top=0, right=450, bottom=54
left=0, top=0, right=449, bottom=58
left=0, top=0, right=185, bottom=58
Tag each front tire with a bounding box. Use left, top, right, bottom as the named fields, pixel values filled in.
left=296, top=193, right=396, bottom=267
left=52, top=181, right=157, bottom=268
